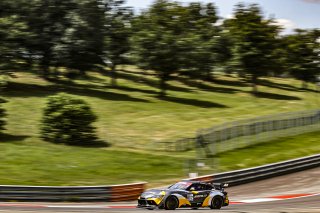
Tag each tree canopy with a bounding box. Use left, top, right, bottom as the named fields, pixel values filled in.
left=224, top=3, right=281, bottom=92
left=0, top=0, right=318, bottom=94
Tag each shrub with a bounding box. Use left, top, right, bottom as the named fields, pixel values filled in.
left=41, top=93, right=100, bottom=146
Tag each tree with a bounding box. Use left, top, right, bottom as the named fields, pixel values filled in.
left=131, top=0, right=190, bottom=96
left=283, top=29, right=320, bottom=89
left=23, top=0, right=105, bottom=79
left=132, top=0, right=223, bottom=96
left=0, top=0, right=31, bottom=75
left=224, top=3, right=281, bottom=93
left=178, top=3, right=231, bottom=80
left=24, top=0, right=76, bottom=78
left=41, top=93, right=100, bottom=146
left=56, top=0, right=106, bottom=76
left=100, top=0, right=133, bottom=87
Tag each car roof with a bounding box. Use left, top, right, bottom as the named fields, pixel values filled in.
left=180, top=181, right=209, bottom=185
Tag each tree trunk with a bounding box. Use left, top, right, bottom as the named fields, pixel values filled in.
left=252, top=75, right=258, bottom=93
left=110, top=64, right=117, bottom=87
left=40, top=49, right=51, bottom=79
left=159, top=73, right=169, bottom=97
left=204, top=70, right=213, bottom=81
left=301, top=81, right=308, bottom=90
left=53, top=66, right=59, bottom=78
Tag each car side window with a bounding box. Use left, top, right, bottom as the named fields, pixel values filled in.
left=189, top=184, right=199, bottom=191
left=199, top=184, right=208, bottom=191
left=205, top=184, right=213, bottom=190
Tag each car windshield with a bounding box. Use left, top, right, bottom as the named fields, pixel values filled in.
left=168, top=182, right=192, bottom=190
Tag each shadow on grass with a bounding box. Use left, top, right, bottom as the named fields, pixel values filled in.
left=40, top=137, right=110, bottom=148
left=118, top=69, right=157, bottom=76
left=211, top=78, right=249, bottom=87
left=159, top=96, right=228, bottom=108
left=259, top=79, right=300, bottom=92
left=107, top=85, right=158, bottom=95
left=0, top=133, right=29, bottom=142
left=253, top=91, right=302, bottom=100
left=177, top=78, right=241, bottom=94
left=115, top=71, right=193, bottom=93
left=68, top=140, right=110, bottom=148
left=50, top=77, right=159, bottom=95
left=3, top=82, right=150, bottom=103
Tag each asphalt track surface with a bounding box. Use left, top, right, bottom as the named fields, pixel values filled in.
left=0, top=167, right=319, bottom=213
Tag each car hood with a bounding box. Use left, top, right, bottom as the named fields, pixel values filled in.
left=140, top=189, right=167, bottom=198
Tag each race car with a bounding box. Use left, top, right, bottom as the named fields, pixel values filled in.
left=137, top=181, right=229, bottom=210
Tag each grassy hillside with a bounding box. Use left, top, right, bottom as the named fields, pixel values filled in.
left=2, top=67, right=320, bottom=148
left=0, top=130, right=319, bottom=186
left=1, top=67, right=320, bottom=185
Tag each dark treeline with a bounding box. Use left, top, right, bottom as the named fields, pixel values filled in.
left=0, top=0, right=319, bottom=96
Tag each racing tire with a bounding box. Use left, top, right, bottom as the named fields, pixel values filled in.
left=165, top=196, right=179, bottom=210
left=210, top=196, right=223, bottom=209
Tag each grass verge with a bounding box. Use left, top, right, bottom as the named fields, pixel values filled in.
left=0, top=131, right=319, bottom=187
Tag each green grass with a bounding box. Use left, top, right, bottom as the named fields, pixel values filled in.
left=0, top=131, right=319, bottom=186
left=0, top=138, right=188, bottom=186
left=214, top=130, right=320, bottom=172
left=2, top=68, right=320, bottom=148
left=1, top=67, right=320, bottom=186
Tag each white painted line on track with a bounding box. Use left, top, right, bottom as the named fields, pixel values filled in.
left=47, top=205, right=108, bottom=208
left=238, top=198, right=281, bottom=203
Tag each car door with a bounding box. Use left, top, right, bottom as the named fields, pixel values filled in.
left=189, top=183, right=210, bottom=204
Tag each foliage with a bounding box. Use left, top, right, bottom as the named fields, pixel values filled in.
left=0, top=0, right=318, bottom=90
left=132, top=0, right=225, bottom=95
left=101, top=0, right=133, bottom=86
left=19, top=0, right=106, bottom=78
left=131, top=0, right=186, bottom=96
left=0, top=0, right=31, bottom=74
left=41, top=93, right=100, bottom=146
left=23, top=0, right=76, bottom=77
left=56, top=0, right=106, bottom=75
left=224, top=3, right=281, bottom=92
left=282, top=29, right=320, bottom=88
left=178, top=3, right=231, bottom=80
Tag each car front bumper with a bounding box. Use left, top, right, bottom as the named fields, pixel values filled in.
left=137, top=198, right=159, bottom=209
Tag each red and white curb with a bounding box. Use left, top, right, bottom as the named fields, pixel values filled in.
left=0, top=193, right=318, bottom=209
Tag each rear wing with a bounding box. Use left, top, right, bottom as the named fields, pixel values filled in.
left=212, top=183, right=229, bottom=191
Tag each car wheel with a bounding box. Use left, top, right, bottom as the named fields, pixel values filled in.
left=165, top=196, right=178, bottom=210
left=210, top=196, right=223, bottom=209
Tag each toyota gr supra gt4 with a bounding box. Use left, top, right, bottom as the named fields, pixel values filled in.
left=137, top=181, right=229, bottom=210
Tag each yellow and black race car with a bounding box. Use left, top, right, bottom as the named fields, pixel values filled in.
left=137, top=181, right=229, bottom=210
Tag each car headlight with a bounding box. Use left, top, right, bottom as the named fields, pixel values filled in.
left=145, top=194, right=163, bottom=199
left=145, top=191, right=166, bottom=199
left=153, top=194, right=165, bottom=199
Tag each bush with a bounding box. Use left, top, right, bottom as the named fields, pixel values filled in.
left=41, top=93, right=101, bottom=146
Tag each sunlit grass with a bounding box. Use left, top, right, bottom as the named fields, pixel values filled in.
left=1, top=68, right=320, bottom=185
left=3, top=69, right=320, bottom=148
left=0, top=131, right=319, bottom=186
